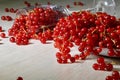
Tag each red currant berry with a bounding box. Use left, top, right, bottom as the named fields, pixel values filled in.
left=92, top=63, right=99, bottom=70
left=106, top=63, right=113, bottom=71
left=17, top=76, right=23, bottom=80
left=0, top=33, right=6, bottom=38
left=9, top=37, right=15, bottom=43
left=105, top=76, right=113, bottom=80
left=66, top=5, right=70, bottom=8
left=97, top=57, right=105, bottom=64
left=5, top=8, right=9, bottom=12
left=1, top=16, right=6, bottom=20
left=70, top=57, right=75, bottom=63
left=112, top=71, right=119, bottom=78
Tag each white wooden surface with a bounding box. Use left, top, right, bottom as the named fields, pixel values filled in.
left=0, top=0, right=120, bottom=80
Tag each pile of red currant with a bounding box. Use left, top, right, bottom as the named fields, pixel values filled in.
left=8, top=7, right=66, bottom=45
left=53, top=11, right=120, bottom=63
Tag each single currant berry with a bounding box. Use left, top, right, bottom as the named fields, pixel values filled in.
left=5, top=8, right=9, bottom=12
left=112, top=71, right=120, bottom=78
left=24, top=1, right=28, bottom=4
left=9, top=37, right=15, bottom=43
left=74, top=54, right=79, bottom=60
left=73, top=2, right=77, bottom=6
left=92, top=63, right=99, bottom=70
left=66, top=5, right=70, bottom=8
left=0, top=33, right=6, bottom=38
left=6, top=16, right=12, bottom=21
left=106, top=63, right=113, bottom=71
left=56, top=52, right=62, bottom=59
left=105, top=76, right=113, bottom=80
left=57, top=59, right=62, bottom=63
left=1, top=16, right=6, bottom=20
left=17, top=76, right=23, bottom=80
left=70, top=57, right=75, bottom=63
left=47, top=2, right=50, bottom=5
left=97, top=57, right=105, bottom=64
left=10, top=8, right=15, bottom=13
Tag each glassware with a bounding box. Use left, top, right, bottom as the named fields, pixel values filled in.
left=16, top=5, right=69, bottom=18
left=86, top=0, right=116, bottom=16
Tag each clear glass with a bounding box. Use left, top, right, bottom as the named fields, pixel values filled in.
left=86, top=0, right=116, bottom=16
left=16, top=5, right=69, bottom=18
left=94, top=0, right=116, bottom=15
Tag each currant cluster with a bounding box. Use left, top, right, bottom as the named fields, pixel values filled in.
left=106, top=71, right=120, bottom=80
left=92, top=57, right=113, bottom=71
left=53, top=11, right=120, bottom=63
left=8, top=7, right=65, bottom=45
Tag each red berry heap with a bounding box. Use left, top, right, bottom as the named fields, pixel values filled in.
left=53, top=11, right=120, bottom=63
left=8, top=7, right=65, bottom=45
left=106, top=71, right=120, bottom=80
left=92, top=57, right=113, bottom=71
